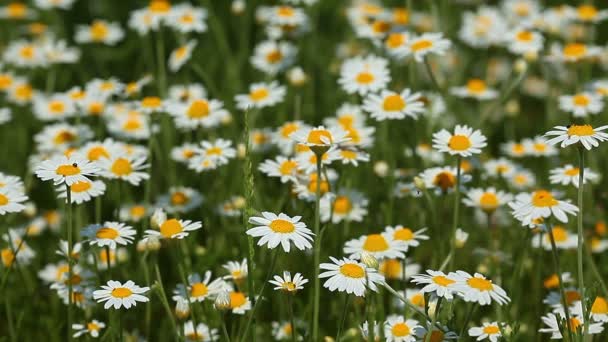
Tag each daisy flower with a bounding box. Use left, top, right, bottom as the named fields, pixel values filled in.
left=269, top=271, right=309, bottom=293
left=32, top=94, right=76, bottom=121
left=509, top=190, right=578, bottom=226
left=258, top=156, right=300, bottom=183
left=157, top=187, right=203, bottom=214
left=138, top=95, right=164, bottom=114
left=169, top=83, right=207, bottom=102
left=410, top=270, right=458, bottom=300
left=169, top=40, right=197, bottom=72
left=522, top=136, right=558, bottom=157
left=420, top=166, right=470, bottom=193
left=35, top=154, right=99, bottom=186
left=320, top=190, right=368, bottom=224
left=483, top=158, right=517, bottom=178
left=34, top=123, right=93, bottom=152
left=97, top=150, right=149, bottom=186
left=72, top=320, right=106, bottom=338
left=384, top=315, right=420, bottom=342
left=468, top=322, right=503, bottom=342
left=458, top=7, right=506, bottom=48
left=558, top=92, right=603, bottom=117
left=228, top=291, right=251, bottom=314
left=57, top=179, right=106, bottom=204
left=166, top=4, right=208, bottom=33
left=501, top=141, right=527, bottom=158
left=508, top=169, right=536, bottom=190
left=183, top=321, right=218, bottom=342
left=571, top=4, right=608, bottom=23
left=0, top=188, right=27, bottom=215
left=193, top=138, right=236, bottom=166
left=548, top=42, right=601, bottom=63
left=590, top=297, right=608, bottom=322
left=344, top=232, right=409, bottom=261
left=384, top=226, right=429, bottom=251
left=82, top=222, right=136, bottom=249
left=247, top=212, right=314, bottom=253
left=545, top=124, right=608, bottom=150
left=235, top=81, right=286, bottom=110
left=450, top=79, right=498, bottom=100
left=379, top=259, right=421, bottom=281
left=363, top=89, right=425, bottom=121
left=93, top=280, right=149, bottom=309
left=463, top=188, right=513, bottom=214
left=290, top=125, right=349, bottom=148
left=119, top=204, right=148, bottom=222
left=338, top=55, right=390, bottom=95
left=505, top=28, right=544, bottom=56
left=172, top=272, right=225, bottom=303
left=384, top=32, right=411, bottom=59
left=272, top=321, right=298, bottom=341
left=549, top=164, right=599, bottom=188
left=432, top=125, right=487, bottom=157
left=532, top=225, right=578, bottom=250
left=75, top=20, right=124, bottom=45
left=167, top=97, right=227, bottom=130
left=539, top=312, right=604, bottom=339
left=452, top=271, right=510, bottom=305
left=294, top=148, right=340, bottom=174
left=337, top=148, right=370, bottom=166
left=406, top=32, right=451, bottom=62
left=145, top=208, right=202, bottom=240
left=171, top=143, right=199, bottom=163
left=319, top=256, right=385, bottom=297
left=250, top=40, right=297, bottom=75
left=272, top=120, right=309, bottom=155
left=413, top=324, right=458, bottom=341
left=223, top=259, right=248, bottom=284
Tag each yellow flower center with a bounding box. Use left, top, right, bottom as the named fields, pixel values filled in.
left=333, top=196, right=352, bottom=214
left=266, top=50, right=283, bottom=63
left=149, top=0, right=171, bottom=13
left=1, top=248, right=14, bottom=267
left=544, top=226, right=569, bottom=243
left=380, top=259, right=401, bottom=278
left=531, top=190, right=558, bottom=207
left=307, top=178, right=329, bottom=194
left=467, top=277, right=494, bottom=291
left=563, top=43, right=587, bottom=59
left=363, top=234, right=389, bottom=252
left=90, top=21, right=109, bottom=41
left=279, top=160, right=297, bottom=175
left=87, top=146, right=109, bottom=161
left=206, top=146, right=222, bottom=156
left=355, top=71, right=375, bottom=84
left=96, top=227, right=119, bottom=240
left=564, top=167, right=580, bottom=176
left=307, top=129, right=332, bottom=145
left=483, top=325, right=500, bottom=334
left=432, top=275, right=455, bottom=287
left=479, top=192, right=499, bottom=211
left=573, top=94, right=590, bottom=106
left=0, top=74, right=13, bottom=90
left=425, top=331, right=444, bottom=342
left=591, top=297, right=608, bottom=314
left=111, top=287, right=133, bottom=298
left=372, top=20, right=391, bottom=33
left=71, top=181, right=92, bottom=193
left=171, top=191, right=188, bottom=205
left=411, top=39, right=433, bottom=52
left=543, top=274, right=560, bottom=289
left=0, top=194, right=8, bottom=205
left=190, top=282, right=208, bottom=297
left=448, top=135, right=472, bottom=151
left=339, top=263, right=365, bottom=278
left=565, top=290, right=581, bottom=305
left=48, top=100, right=65, bottom=114
left=56, top=164, right=80, bottom=176
left=516, top=30, right=533, bottom=42
left=54, top=131, right=76, bottom=145
left=393, top=228, right=414, bottom=241
left=567, top=124, right=594, bottom=136
left=392, top=322, right=411, bottom=337
left=7, top=3, right=27, bottom=18
left=19, top=45, right=34, bottom=59
left=141, top=96, right=162, bottom=108
left=175, top=46, right=188, bottom=59
left=568, top=317, right=581, bottom=331
left=578, top=5, right=598, bottom=21
left=123, top=118, right=142, bottom=131
left=340, top=150, right=357, bottom=160
left=15, top=84, right=33, bottom=100
left=433, top=171, right=456, bottom=191
left=386, top=33, right=405, bottom=48
left=130, top=205, right=146, bottom=218
left=280, top=122, right=298, bottom=138
left=268, top=219, right=295, bottom=233
left=411, top=293, right=425, bottom=307
left=249, top=88, right=269, bottom=101
left=230, top=292, right=246, bottom=308
left=180, top=13, right=194, bottom=23
left=111, top=158, right=132, bottom=176
left=512, top=143, right=525, bottom=154
left=466, top=79, right=487, bottom=93
left=277, top=6, right=294, bottom=17
left=160, top=219, right=183, bottom=238
left=87, top=322, right=100, bottom=332
left=383, top=94, right=406, bottom=111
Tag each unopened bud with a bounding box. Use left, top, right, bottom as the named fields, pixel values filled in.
left=413, top=176, right=426, bottom=190
left=374, top=161, right=389, bottom=178
left=360, top=252, right=379, bottom=270
left=214, top=291, right=231, bottom=311
left=175, top=298, right=190, bottom=320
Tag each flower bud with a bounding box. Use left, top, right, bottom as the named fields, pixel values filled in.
left=175, top=298, right=190, bottom=320
left=214, top=291, right=231, bottom=311
left=413, top=176, right=426, bottom=190
left=373, top=161, right=389, bottom=178
left=360, top=252, right=379, bottom=270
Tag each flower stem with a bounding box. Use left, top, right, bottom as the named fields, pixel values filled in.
left=66, top=184, right=74, bottom=342
left=448, top=155, right=462, bottom=271
left=577, top=146, right=588, bottom=339
left=366, top=276, right=375, bottom=342
left=220, top=312, right=231, bottom=342
left=311, top=155, right=323, bottom=341
left=547, top=224, right=575, bottom=342
left=425, top=297, right=442, bottom=342
left=154, top=264, right=179, bottom=339
left=287, top=294, right=297, bottom=342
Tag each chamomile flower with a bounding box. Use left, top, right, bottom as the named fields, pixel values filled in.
left=379, top=259, right=421, bottom=280
left=247, top=212, right=314, bottom=253
left=509, top=190, right=578, bottom=226
left=97, top=150, right=149, bottom=186
left=235, top=81, right=286, bottom=110
left=571, top=4, right=608, bottom=23
left=172, top=272, right=225, bottom=303
left=559, top=92, right=604, bottom=117
left=483, top=158, right=517, bottom=178
left=223, top=259, right=248, bottom=283
left=72, top=320, right=106, bottom=338
left=0, top=188, right=27, bottom=215
left=463, top=188, right=513, bottom=214
left=251, top=40, right=297, bottom=75
left=157, top=187, right=203, bottom=213
left=171, top=143, right=199, bottom=163
left=259, top=156, right=300, bottom=183
left=548, top=42, right=601, bottom=63
left=57, top=179, right=106, bottom=204
left=3, top=40, right=46, bottom=68
left=338, top=55, right=390, bottom=95
left=320, top=190, right=368, bottom=224
left=145, top=209, right=202, bottom=240
left=138, top=96, right=164, bottom=114
left=295, top=147, right=340, bottom=174
left=6, top=78, right=35, bottom=104
left=166, top=4, right=208, bottom=33
left=344, top=232, right=409, bottom=261
left=508, top=169, right=536, bottom=190
left=545, top=124, right=608, bottom=150
left=384, top=315, right=420, bottom=342
left=167, top=97, right=227, bottom=130
left=452, top=271, right=510, bottom=305
left=432, top=125, right=487, bottom=157
left=406, top=33, right=451, bottom=62
left=522, top=136, right=558, bottom=157
left=290, top=125, right=349, bottom=148
left=273, top=121, right=308, bottom=155
left=549, top=164, right=599, bottom=188
left=194, top=138, right=236, bottom=166
left=169, top=83, right=207, bottom=102
left=410, top=270, right=458, bottom=300
left=35, top=154, right=99, bottom=186
left=319, top=256, right=385, bottom=297
left=269, top=271, right=308, bottom=293
left=363, top=89, right=425, bottom=121
left=119, top=204, right=148, bottom=222
left=93, top=280, right=150, bottom=309
left=458, top=7, right=506, bottom=48
left=420, top=166, right=470, bottom=193
left=590, top=297, right=608, bottom=322
left=450, top=79, right=498, bottom=100
left=34, top=123, right=93, bottom=152
left=32, top=94, right=76, bottom=121
left=468, top=322, right=503, bottom=342
left=169, top=40, right=197, bottom=72
left=183, top=321, right=218, bottom=341
left=539, top=312, right=604, bottom=339
left=506, top=28, right=544, bottom=56
left=228, top=291, right=251, bottom=314
left=532, top=225, right=578, bottom=250
left=384, top=226, right=429, bottom=250
left=75, top=20, right=124, bottom=45
left=384, top=32, right=411, bottom=59
left=82, top=222, right=136, bottom=249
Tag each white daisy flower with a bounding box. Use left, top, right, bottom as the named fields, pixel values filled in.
left=548, top=42, right=602, bottom=63
left=167, top=97, right=227, bottom=130
left=505, top=27, right=544, bottom=56
left=290, top=125, right=350, bottom=148
left=250, top=40, right=297, bottom=75
left=166, top=4, right=208, bottom=33
left=406, top=32, right=451, bottom=62
left=235, top=81, right=286, bottom=110
left=414, top=325, right=458, bottom=342
left=82, top=222, right=136, bottom=249
left=247, top=212, right=314, bottom=253
left=570, top=4, right=608, bottom=23
left=32, top=93, right=76, bottom=121
left=319, top=256, right=385, bottom=297
left=172, top=271, right=225, bottom=303
left=72, top=320, right=106, bottom=338
left=500, top=141, right=527, bottom=158
left=193, top=138, right=236, bottom=166
left=458, top=7, right=506, bottom=48
left=258, top=156, right=300, bottom=183
left=338, top=55, right=390, bottom=95
left=549, top=164, right=599, bottom=188
left=384, top=32, right=411, bottom=59
left=0, top=188, right=27, bottom=215
left=559, top=92, right=604, bottom=117
left=92, top=280, right=150, bottom=309
left=452, top=271, right=510, bottom=305
left=320, top=190, right=368, bottom=224
left=450, top=79, right=498, bottom=100
left=384, top=226, right=429, bottom=251
left=57, top=179, right=106, bottom=204
left=590, top=296, right=608, bottom=322
left=156, top=187, right=204, bottom=213
left=544, top=124, right=608, bottom=150
left=419, top=166, right=471, bottom=193
left=522, top=136, right=558, bottom=157
left=269, top=271, right=308, bottom=293
left=410, top=270, right=458, bottom=300
left=539, top=312, right=604, bottom=339
left=35, top=154, right=99, bottom=186
left=145, top=208, right=202, bottom=240
left=34, top=123, right=93, bottom=152
left=509, top=190, right=578, bottom=226
left=532, top=225, right=578, bottom=250
left=169, top=40, right=197, bottom=72
left=432, top=125, right=487, bottom=157
left=508, top=168, right=536, bottom=190
left=363, top=89, right=425, bottom=121
left=227, top=291, right=251, bottom=314
left=75, top=20, right=124, bottom=45
left=183, top=321, right=218, bottom=341
left=168, top=83, right=207, bottom=102
left=463, top=187, right=513, bottom=214
left=171, top=143, right=199, bottom=163
left=384, top=315, right=420, bottom=342
left=222, top=259, right=248, bottom=283
left=483, top=158, right=517, bottom=178
left=468, top=322, right=503, bottom=342
left=272, top=120, right=309, bottom=155
left=344, top=232, right=409, bottom=261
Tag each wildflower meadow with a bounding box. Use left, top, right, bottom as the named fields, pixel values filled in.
left=2, top=0, right=608, bottom=341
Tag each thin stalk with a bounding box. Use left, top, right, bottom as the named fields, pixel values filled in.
left=366, top=276, right=375, bottom=342
left=311, top=153, right=324, bottom=341
left=383, top=283, right=444, bottom=331
left=459, top=303, right=476, bottom=339
left=577, top=147, right=588, bottom=339
left=155, top=31, right=167, bottom=97
left=423, top=57, right=443, bottom=96
left=547, top=224, right=575, bottom=342
left=585, top=244, right=608, bottom=297
left=287, top=295, right=297, bottom=342
left=425, top=297, right=442, bottom=342
left=220, top=313, right=231, bottom=342
left=402, top=257, right=408, bottom=317
left=448, top=156, right=462, bottom=271
left=154, top=264, right=179, bottom=339
left=66, top=184, right=74, bottom=342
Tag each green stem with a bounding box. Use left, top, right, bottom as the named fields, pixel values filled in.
left=547, top=224, right=575, bottom=342
left=220, top=313, right=231, bottom=342
left=154, top=264, right=179, bottom=340
left=287, top=295, right=297, bottom=342
left=366, top=277, right=375, bottom=342
left=155, top=31, right=167, bottom=97
left=458, top=303, right=476, bottom=339
left=425, top=297, right=442, bottom=342
left=66, top=184, right=73, bottom=342
left=577, top=147, right=588, bottom=340
left=448, top=155, right=462, bottom=271
left=311, top=154, right=323, bottom=341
